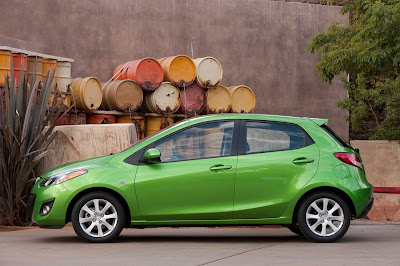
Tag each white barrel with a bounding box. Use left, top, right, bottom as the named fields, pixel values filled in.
left=193, top=57, right=223, bottom=88
left=142, top=82, right=181, bottom=114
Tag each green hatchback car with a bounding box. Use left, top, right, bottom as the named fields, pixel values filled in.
left=29, top=114, right=373, bottom=243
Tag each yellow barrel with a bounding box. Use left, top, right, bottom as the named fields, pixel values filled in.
left=0, top=50, right=11, bottom=85
left=27, top=56, right=43, bottom=85
left=227, top=85, right=256, bottom=113
left=56, top=61, right=72, bottom=108
left=205, top=85, right=231, bottom=113
left=71, top=77, right=102, bottom=111
left=160, top=55, right=196, bottom=87
left=193, top=57, right=223, bottom=88
left=116, top=115, right=145, bottom=140
left=42, top=58, right=57, bottom=83
left=141, top=82, right=180, bottom=114
left=145, top=116, right=174, bottom=137
left=101, top=80, right=143, bottom=111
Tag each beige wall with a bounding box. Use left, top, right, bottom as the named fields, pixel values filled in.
left=351, top=140, right=400, bottom=203
left=0, top=0, right=349, bottom=139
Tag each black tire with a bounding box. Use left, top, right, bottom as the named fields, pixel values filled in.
left=297, top=192, right=351, bottom=243
left=71, top=192, right=125, bottom=243
left=287, top=225, right=304, bottom=236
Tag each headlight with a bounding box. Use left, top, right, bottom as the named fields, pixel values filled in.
left=39, top=170, right=87, bottom=187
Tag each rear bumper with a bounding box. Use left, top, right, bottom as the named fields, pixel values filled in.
left=358, top=197, right=374, bottom=218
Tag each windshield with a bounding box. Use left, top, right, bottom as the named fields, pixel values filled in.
left=321, top=124, right=352, bottom=149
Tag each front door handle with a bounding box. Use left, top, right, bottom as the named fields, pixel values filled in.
left=292, top=157, right=315, bottom=164
left=209, top=164, right=232, bottom=171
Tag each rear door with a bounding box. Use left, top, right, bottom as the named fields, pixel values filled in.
left=233, top=120, right=320, bottom=219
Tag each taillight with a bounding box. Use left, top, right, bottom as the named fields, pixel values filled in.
left=334, top=152, right=364, bottom=171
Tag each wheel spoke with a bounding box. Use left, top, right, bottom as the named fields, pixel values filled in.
left=104, top=213, right=117, bottom=220
left=82, top=205, right=94, bottom=216
left=320, top=223, right=327, bottom=236
left=310, top=220, right=322, bottom=231
left=330, top=215, right=344, bottom=222
left=97, top=224, right=104, bottom=237
left=327, top=221, right=339, bottom=233
left=101, top=202, right=112, bottom=215
left=328, top=203, right=340, bottom=215
left=322, top=198, right=329, bottom=212
left=306, top=213, right=320, bottom=220
left=310, top=202, right=323, bottom=214
left=79, top=217, right=93, bottom=223
left=84, top=222, right=96, bottom=234
left=93, top=199, right=101, bottom=213
left=102, top=220, right=114, bottom=231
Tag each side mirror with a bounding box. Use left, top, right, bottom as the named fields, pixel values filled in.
left=143, top=148, right=161, bottom=163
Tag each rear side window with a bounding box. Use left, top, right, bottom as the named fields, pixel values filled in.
left=321, top=125, right=351, bottom=148
left=244, top=121, right=312, bottom=154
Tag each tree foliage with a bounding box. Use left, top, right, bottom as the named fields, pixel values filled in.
left=309, top=0, right=400, bottom=140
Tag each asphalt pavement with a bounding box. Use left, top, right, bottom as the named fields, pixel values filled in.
left=0, top=221, right=399, bottom=265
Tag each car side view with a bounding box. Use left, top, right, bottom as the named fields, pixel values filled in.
left=29, top=114, right=374, bottom=243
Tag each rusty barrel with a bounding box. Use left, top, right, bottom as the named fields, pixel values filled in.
left=116, top=115, right=145, bottom=140
left=205, top=85, right=231, bottom=113
left=160, top=55, right=196, bottom=87
left=142, top=82, right=180, bottom=114
left=227, top=85, right=256, bottom=113
left=0, top=50, right=11, bottom=85
left=179, top=83, right=206, bottom=115
left=193, top=57, right=223, bottom=88
left=71, top=77, right=102, bottom=111
left=56, top=61, right=72, bottom=108
left=12, top=52, right=27, bottom=86
left=27, top=56, right=43, bottom=85
left=42, top=58, right=57, bottom=83
left=125, top=58, right=163, bottom=91
left=101, top=80, right=143, bottom=111
left=145, top=116, right=174, bottom=137
left=87, top=114, right=116, bottom=124
left=113, top=61, right=132, bottom=80
left=56, top=112, right=87, bottom=126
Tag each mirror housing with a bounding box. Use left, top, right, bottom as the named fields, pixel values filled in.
left=143, top=148, right=161, bottom=163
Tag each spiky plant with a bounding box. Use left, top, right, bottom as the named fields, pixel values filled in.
left=0, top=63, right=64, bottom=226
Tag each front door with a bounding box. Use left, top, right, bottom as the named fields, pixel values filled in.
left=135, top=120, right=238, bottom=220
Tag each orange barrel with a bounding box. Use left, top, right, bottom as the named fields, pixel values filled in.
left=101, top=80, right=143, bottom=111
left=0, top=50, right=11, bottom=85
left=42, top=58, right=57, bottom=83
left=116, top=115, right=145, bottom=140
left=112, top=61, right=132, bottom=80
left=205, top=85, right=231, bottom=113
left=160, top=55, right=196, bottom=87
left=12, top=52, right=27, bottom=86
left=179, top=83, right=206, bottom=115
left=56, top=112, right=87, bottom=126
left=56, top=61, right=72, bottom=108
left=227, top=85, right=256, bottom=113
left=71, top=77, right=102, bottom=111
left=141, top=82, right=180, bottom=114
left=27, top=56, right=43, bottom=84
left=145, top=116, right=174, bottom=137
left=193, top=57, right=223, bottom=88
left=125, top=58, right=163, bottom=91
left=87, top=114, right=116, bottom=124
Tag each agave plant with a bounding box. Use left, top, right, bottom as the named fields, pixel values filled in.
left=0, top=62, right=65, bottom=226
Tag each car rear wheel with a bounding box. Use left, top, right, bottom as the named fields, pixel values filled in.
left=297, top=192, right=351, bottom=243
left=71, top=192, right=125, bottom=242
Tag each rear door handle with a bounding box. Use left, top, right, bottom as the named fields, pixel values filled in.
left=209, top=164, right=232, bottom=171
left=292, top=157, right=315, bottom=164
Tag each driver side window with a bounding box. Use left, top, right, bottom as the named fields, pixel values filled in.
left=155, top=121, right=234, bottom=163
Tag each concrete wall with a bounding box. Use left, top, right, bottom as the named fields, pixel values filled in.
left=38, top=124, right=137, bottom=174
left=0, top=0, right=348, bottom=139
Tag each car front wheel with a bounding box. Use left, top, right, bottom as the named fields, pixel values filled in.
left=297, top=192, right=351, bottom=243
left=71, top=192, right=125, bottom=242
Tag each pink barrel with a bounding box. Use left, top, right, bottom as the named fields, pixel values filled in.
left=125, top=58, right=163, bottom=91
left=179, top=83, right=206, bottom=115
left=113, top=61, right=132, bottom=80
left=12, top=53, right=27, bottom=86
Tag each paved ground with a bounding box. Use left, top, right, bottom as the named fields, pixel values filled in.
left=0, top=221, right=399, bottom=265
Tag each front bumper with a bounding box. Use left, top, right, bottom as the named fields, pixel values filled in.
left=358, top=197, right=374, bottom=218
